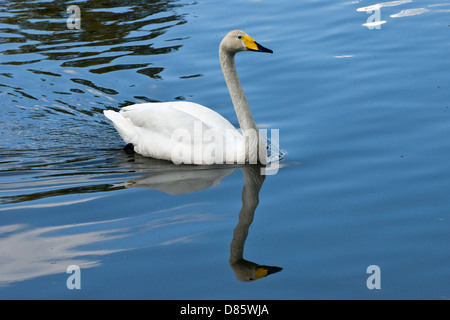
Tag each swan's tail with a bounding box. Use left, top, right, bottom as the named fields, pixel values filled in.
left=103, top=110, right=136, bottom=144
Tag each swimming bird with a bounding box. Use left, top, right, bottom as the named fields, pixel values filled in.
left=104, top=30, right=273, bottom=165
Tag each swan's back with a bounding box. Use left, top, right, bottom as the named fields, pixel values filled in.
left=104, top=101, right=245, bottom=164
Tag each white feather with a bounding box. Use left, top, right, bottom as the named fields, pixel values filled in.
left=104, top=102, right=245, bottom=164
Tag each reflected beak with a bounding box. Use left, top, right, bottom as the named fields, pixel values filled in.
left=253, top=265, right=283, bottom=280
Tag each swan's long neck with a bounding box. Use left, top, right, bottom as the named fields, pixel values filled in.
left=220, top=49, right=257, bottom=132
left=220, top=47, right=267, bottom=164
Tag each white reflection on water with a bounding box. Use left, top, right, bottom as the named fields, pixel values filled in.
left=0, top=205, right=221, bottom=286
left=0, top=222, right=123, bottom=286
left=356, top=0, right=413, bottom=12
left=390, top=8, right=429, bottom=17
left=357, top=0, right=447, bottom=15
left=115, top=162, right=237, bottom=195
left=0, top=196, right=102, bottom=212
left=356, top=1, right=446, bottom=28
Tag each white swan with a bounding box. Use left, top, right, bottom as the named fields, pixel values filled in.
left=104, top=30, right=273, bottom=165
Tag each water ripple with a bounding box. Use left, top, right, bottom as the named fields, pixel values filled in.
left=0, top=0, right=192, bottom=143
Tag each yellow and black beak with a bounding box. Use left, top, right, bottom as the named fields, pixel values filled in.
left=252, top=265, right=283, bottom=281
left=242, top=35, right=273, bottom=54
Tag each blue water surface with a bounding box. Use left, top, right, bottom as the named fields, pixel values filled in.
left=1, top=0, right=450, bottom=299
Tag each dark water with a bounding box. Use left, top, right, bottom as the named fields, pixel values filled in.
left=1, top=0, right=450, bottom=299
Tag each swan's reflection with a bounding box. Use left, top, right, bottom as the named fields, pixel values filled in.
left=0, top=154, right=282, bottom=286
left=229, top=165, right=282, bottom=281
left=121, top=156, right=282, bottom=281
left=113, top=153, right=238, bottom=195
left=121, top=165, right=236, bottom=195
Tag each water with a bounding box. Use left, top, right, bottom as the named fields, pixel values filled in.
left=1, top=0, right=450, bottom=300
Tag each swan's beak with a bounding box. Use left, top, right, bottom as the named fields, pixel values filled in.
left=243, top=35, right=273, bottom=54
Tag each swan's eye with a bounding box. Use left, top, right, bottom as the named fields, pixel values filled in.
left=238, top=35, right=242, bottom=40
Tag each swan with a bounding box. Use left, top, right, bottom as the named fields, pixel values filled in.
left=104, top=30, right=273, bottom=165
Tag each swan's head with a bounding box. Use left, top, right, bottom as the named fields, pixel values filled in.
left=230, top=259, right=283, bottom=282
left=220, top=30, right=273, bottom=55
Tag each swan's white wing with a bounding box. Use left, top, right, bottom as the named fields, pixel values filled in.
left=121, top=101, right=237, bottom=134
left=105, top=101, right=244, bottom=164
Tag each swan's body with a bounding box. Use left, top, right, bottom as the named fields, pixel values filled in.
left=104, top=30, right=273, bottom=165
left=105, top=101, right=244, bottom=163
